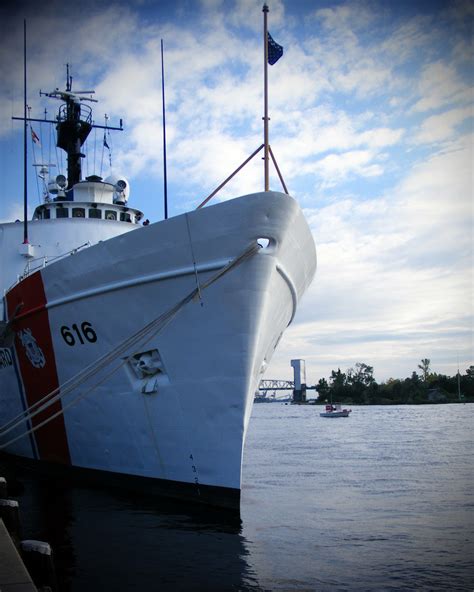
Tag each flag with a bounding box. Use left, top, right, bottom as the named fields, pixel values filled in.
left=103, top=133, right=110, bottom=149
left=31, top=128, right=40, bottom=144
left=267, top=32, right=283, bottom=65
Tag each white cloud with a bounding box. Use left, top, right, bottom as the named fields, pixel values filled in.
left=380, top=16, right=435, bottom=65
left=266, top=132, right=473, bottom=382
left=414, top=106, right=473, bottom=144
left=227, top=0, right=285, bottom=31
left=412, top=61, right=471, bottom=113
left=311, top=3, right=377, bottom=33
left=314, top=150, right=384, bottom=186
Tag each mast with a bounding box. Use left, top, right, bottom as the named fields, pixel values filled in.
left=54, top=67, right=93, bottom=189
left=161, top=39, right=168, bottom=220
left=13, top=67, right=123, bottom=196
left=23, top=19, right=28, bottom=244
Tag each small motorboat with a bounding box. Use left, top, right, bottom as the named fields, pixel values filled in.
left=319, top=403, right=352, bottom=418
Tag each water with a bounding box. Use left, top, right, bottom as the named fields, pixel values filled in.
left=1, top=404, right=473, bottom=591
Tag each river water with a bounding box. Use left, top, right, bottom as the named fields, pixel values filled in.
left=1, top=404, right=473, bottom=591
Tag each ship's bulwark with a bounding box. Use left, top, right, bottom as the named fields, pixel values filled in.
left=0, top=191, right=316, bottom=509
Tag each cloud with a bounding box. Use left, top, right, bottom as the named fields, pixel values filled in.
left=414, top=106, right=472, bottom=144
left=380, top=16, right=435, bottom=64
left=266, top=131, right=473, bottom=382
left=412, top=61, right=471, bottom=113
left=313, top=150, right=384, bottom=186
left=0, top=203, right=28, bottom=224
left=311, top=3, right=377, bottom=34
left=227, top=0, right=285, bottom=31
left=270, top=109, right=404, bottom=188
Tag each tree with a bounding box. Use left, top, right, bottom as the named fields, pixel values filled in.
left=346, top=363, right=376, bottom=403
left=418, top=358, right=431, bottom=381
left=316, top=377, right=330, bottom=402
left=318, top=362, right=472, bottom=405
left=461, top=366, right=474, bottom=400
left=403, top=371, right=427, bottom=403
left=348, top=362, right=375, bottom=387
left=329, top=368, right=347, bottom=400
left=379, top=378, right=403, bottom=404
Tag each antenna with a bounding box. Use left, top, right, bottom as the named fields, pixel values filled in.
left=161, top=39, right=168, bottom=220
left=23, top=19, right=28, bottom=244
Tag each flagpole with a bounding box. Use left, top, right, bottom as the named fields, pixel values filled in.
left=263, top=4, right=269, bottom=192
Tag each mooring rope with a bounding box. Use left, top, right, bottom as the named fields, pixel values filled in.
left=0, top=242, right=260, bottom=449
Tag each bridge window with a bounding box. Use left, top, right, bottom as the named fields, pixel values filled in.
left=105, top=210, right=117, bottom=221
left=120, top=212, right=131, bottom=222
left=42, top=208, right=51, bottom=220
left=72, top=208, right=85, bottom=218
left=56, top=207, right=69, bottom=218
left=88, top=208, right=102, bottom=219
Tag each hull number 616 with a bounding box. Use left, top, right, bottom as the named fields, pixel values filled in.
left=60, top=322, right=98, bottom=346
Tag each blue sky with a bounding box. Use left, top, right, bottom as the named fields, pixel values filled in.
left=0, top=0, right=472, bottom=384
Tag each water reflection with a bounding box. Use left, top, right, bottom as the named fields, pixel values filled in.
left=1, top=460, right=261, bottom=591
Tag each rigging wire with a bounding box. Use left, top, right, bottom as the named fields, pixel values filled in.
left=39, top=118, right=44, bottom=166
left=47, top=109, right=51, bottom=172
left=83, top=136, right=88, bottom=179
left=100, top=137, right=104, bottom=177
left=100, top=114, right=108, bottom=177
left=107, top=127, right=112, bottom=170
left=53, top=124, right=61, bottom=179
left=28, top=117, right=41, bottom=204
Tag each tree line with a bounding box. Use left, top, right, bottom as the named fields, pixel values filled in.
left=315, top=360, right=474, bottom=405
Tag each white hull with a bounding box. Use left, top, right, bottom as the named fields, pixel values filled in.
left=0, top=191, right=316, bottom=508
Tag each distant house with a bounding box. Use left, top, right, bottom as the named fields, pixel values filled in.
left=427, top=388, right=447, bottom=403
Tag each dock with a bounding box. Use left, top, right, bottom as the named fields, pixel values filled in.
left=0, top=518, right=37, bottom=592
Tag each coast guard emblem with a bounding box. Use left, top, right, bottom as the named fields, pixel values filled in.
left=18, top=328, right=46, bottom=369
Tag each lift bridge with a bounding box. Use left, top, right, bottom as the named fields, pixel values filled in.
left=256, top=359, right=317, bottom=403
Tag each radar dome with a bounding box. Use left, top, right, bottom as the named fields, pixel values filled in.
left=105, top=174, right=130, bottom=204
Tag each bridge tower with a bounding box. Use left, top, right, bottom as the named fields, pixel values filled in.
left=291, top=359, right=307, bottom=403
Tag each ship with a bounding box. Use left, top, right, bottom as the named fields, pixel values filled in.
left=0, top=16, right=316, bottom=510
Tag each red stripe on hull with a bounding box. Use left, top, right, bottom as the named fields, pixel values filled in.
left=6, top=272, right=71, bottom=465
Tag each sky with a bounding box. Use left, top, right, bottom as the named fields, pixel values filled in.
left=0, top=0, right=472, bottom=385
